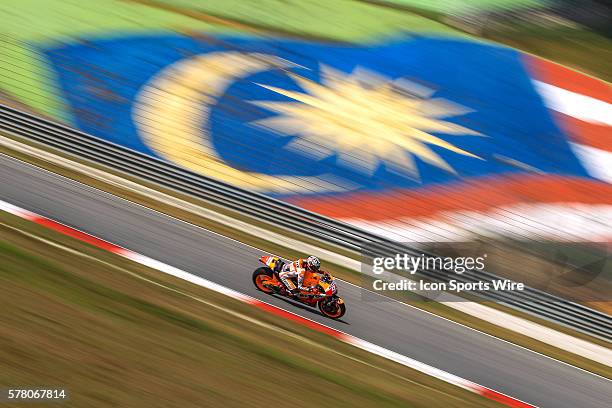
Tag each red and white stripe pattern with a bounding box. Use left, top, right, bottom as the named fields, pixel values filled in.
left=0, top=199, right=535, bottom=407
left=526, top=56, right=612, bottom=183
left=290, top=174, right=612, bottom=242
left=286, top=60, right=612, bottom=243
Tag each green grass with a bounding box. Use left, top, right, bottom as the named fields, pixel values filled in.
left=140, top=0, right=456, bottom=40
left=0, top=212, right=502, bottom=408
left=481, top=25, right=612, bottom=82
left=361, top=0, right=544, bottom=14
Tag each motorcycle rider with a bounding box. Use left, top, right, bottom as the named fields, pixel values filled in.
left=279, top=255, right=321, bottom=295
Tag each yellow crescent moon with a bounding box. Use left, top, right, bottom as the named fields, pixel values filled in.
left=132, top=51, right=356, bottom=193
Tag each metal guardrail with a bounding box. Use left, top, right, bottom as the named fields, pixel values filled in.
left=1, top=104, right=610, bottom=342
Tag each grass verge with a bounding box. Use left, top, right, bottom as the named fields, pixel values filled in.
left=0, top=211, right=503, bottom=408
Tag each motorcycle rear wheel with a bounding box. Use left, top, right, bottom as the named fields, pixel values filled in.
left=252, top=267, right=275, bottom=294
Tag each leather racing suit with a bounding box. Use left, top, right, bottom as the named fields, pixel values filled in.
left=279, top=258, right=315, bottom=294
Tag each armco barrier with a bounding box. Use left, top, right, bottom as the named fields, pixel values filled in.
left=1, top=103, right=610, bottom=342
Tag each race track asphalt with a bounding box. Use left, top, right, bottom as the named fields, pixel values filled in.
left=1, top=154, right=610, bottom=408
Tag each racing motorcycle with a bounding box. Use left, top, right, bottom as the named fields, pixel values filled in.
left=253, top=255, right=346, bottom=319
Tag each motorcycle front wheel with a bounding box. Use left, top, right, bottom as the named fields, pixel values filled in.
left=318, top=298, right=346, bottom=319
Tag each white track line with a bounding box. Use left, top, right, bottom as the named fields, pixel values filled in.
left=0, top=220, right=475, bottom=404
left=1, top=153, right=608, bottom=376
left=0, top=198, right=536, bottom=408
left=1, top=149, right=607, bottom=369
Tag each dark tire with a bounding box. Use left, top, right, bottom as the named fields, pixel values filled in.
left=252, top=267, right=275, bottom=294
left=318, top=298, right=346, bottom=319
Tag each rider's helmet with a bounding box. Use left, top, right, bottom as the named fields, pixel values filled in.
left=306, top=256, right=321, bottom=271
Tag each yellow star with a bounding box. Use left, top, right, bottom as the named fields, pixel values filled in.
left=251, top=65, right=483, bottom=178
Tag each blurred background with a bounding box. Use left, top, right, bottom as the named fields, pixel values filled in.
left=0, top=1, right=610, bottom=407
